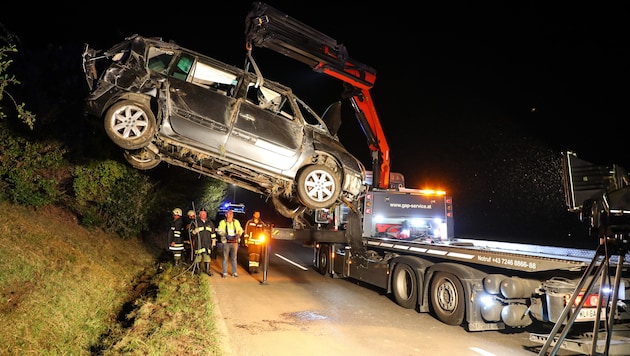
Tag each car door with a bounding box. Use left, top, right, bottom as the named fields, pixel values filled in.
left=225, top=83, right=304, bottom=172
left=162, top=52, right=239, bottom=153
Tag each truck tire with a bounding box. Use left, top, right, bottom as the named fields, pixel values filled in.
left=317, top=244, right=330, bottom=275
left=392, top=263, right=418, bottom=309
left=104, top=100, right=156, bottom=150
left=430, top=272, right=465, bottom=326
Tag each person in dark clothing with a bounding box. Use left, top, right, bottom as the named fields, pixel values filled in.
left=190, top=208, right=217, bottom=276
left=168, top=208, right=186, bottom=266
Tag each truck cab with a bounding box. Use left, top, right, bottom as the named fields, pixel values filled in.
left=304, top=171, right=454, bottom=243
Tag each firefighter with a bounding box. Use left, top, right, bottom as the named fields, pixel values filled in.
left=243, top=210, right=269, bottom=273
left=168, top=208, right=186, bottom=266
left=191, top=208, right=216, bottom=276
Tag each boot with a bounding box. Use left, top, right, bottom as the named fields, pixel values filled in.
left=205, top=262, right=212, bottom=276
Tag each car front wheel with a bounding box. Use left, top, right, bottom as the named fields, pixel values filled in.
left=104, top=100, right=156, bottom=150
left=296, top=164, right=341, bottom=209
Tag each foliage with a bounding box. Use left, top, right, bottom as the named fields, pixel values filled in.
left=0, top=44, right=35, bottom=129
left=72, top=160, right=160, bottom=238
left=0, top=121, right=67, bottom=206
left=194, top=176, right=228, bottom=217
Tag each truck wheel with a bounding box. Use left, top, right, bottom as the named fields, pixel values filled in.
left=296, top=164, right=341, bottom=209
left=104, top=100, right=156, bottom=150
left=392, top=263, right=418, bottom=309
left=317, top=244, right=330, bottom=275
left=430, top=272, right=465, bottom=326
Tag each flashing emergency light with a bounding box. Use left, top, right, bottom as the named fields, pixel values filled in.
left=219, top=202, right=246, bottom=213
left=417, top=189, right=447, bottom=195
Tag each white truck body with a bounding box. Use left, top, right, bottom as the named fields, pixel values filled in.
left=274, top=186, right=630, bottom=355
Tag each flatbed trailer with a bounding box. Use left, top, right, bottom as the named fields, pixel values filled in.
left=288, top=229, right=629, bottom=354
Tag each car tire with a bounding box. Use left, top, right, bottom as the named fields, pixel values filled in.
left=124, top=148, right=161, bottom=170
left=296, top=164, right=341, bottom=209
left=104, top=100, right=156, bottom=150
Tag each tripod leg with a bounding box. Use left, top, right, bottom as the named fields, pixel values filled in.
left=539, top=245, right=605, bottom=355
left=590, top=255, right=611, bottom=356
left=595, top=253, right=625, bottom=356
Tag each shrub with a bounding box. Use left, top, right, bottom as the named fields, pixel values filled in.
left=73, top=160, right=159, bottom=238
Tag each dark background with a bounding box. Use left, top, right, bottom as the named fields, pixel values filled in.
left=2, top=2, right=627, bottom=245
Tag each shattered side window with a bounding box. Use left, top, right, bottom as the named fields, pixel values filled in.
left=247, top=84, right=294, bottom=120
left=147, top=47, right=177, bottom=75
left=296, top=97, right=326, bottom=128
left=190, top=60, right=238, bottom=96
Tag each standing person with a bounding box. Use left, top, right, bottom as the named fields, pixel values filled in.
left=191, top=208, right=216, bottom=276
left=168, top=208, right=186, bottom=266
left=243, top=210, right=268, bottom=273
left=217, top=209, right=244, bottom=278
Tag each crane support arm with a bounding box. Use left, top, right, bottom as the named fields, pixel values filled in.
left=245, top=2, right=391, bottom=189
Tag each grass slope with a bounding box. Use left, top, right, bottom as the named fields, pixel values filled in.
left=0, top=201, right=222, bottom=355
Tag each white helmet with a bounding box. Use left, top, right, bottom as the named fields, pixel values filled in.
left=172, top=208, right=182, bottom=216
left=187, top=210, right=195, bottom=217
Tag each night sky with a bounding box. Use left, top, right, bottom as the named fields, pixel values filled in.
left=2, top=2, right=627, bottom=245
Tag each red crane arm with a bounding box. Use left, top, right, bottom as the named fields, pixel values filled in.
left=245, top=2, right=390, bottom=189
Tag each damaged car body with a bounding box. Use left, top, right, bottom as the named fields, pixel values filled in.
left=81, top=34, right=365, bottom=218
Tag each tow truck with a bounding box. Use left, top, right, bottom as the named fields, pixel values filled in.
left=245, top=3, right=630, bottom=354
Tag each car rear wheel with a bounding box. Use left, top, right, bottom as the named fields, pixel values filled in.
left=296, top=164, right=341, bottom=209
left=104, top=100, right=156, bottom=150
left=124, top=148, right=161, bottom=170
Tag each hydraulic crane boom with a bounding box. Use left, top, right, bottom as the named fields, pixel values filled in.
left=245, top=2, right=391, bottom=189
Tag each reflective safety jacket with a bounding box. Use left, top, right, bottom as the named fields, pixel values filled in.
left=217, top=219, right=243, bottom=243
left=192, top=218, right=217, bottom=255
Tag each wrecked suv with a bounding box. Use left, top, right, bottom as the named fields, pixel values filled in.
left=81, top=34, right=365, bottom=217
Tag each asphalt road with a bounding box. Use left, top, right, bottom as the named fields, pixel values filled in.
left=205, top=239, right=583, bottom=356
